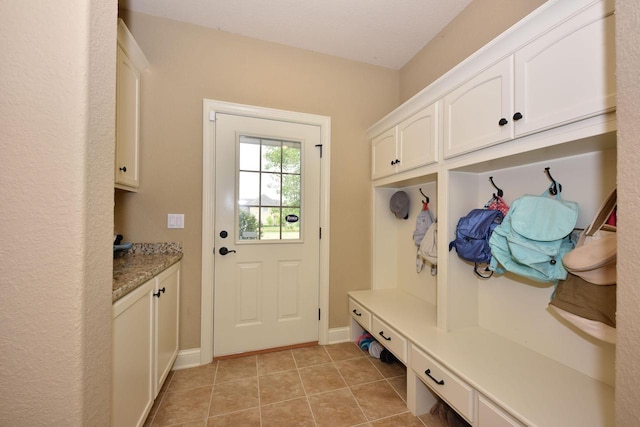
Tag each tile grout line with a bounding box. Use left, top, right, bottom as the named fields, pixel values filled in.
left=256, top=355, right=263, bottom=427
left=332, top=344, right=370, bottom=425
left=293, top=347, right=320, bottom=426
left=147, top=371, right=174, bottom=426
left=204, top=360, right=218, bottom=425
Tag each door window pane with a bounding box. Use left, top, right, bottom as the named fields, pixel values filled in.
left=237, top=136, right=302, bottom=241
left=260, top=173, right=281, bottom=207
left=239, top=136, right=261, bottom=171
left=261, top=139, right=282, bottom=172
left=282, top=174, right=300, bottom=206
left=282, top=141, right=301, bottom=173
left=282, top=208, right=300, bottom=240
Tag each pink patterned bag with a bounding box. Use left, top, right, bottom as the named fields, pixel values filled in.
left=485, top=195, right=510, bottom=217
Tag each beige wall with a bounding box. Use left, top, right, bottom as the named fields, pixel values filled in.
left=615, top=0, right=640, bottom=423
left=115, top=11, right=399, bottom=348
left=399, top=0, right=547, bottom=102
left=1, top=1, right=115, bottom=425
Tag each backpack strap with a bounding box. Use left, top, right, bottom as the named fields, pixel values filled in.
left=474, top=263, right=494, bottom=279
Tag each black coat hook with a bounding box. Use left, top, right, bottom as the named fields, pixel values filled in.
left=544, top=167, right=562, bottom=195
left=419, top=188, right=429, bottom=204
left=488, top=176, right=503, bottom=198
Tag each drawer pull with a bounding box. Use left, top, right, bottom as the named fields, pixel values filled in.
left=425, top=369, right=445, bottom=385
left=379, top=331, right=391, bottom=341
left=352, top=309, right=362, bottom=317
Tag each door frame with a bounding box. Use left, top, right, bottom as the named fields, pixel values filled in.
left=201, top=99, right=331, bottom=364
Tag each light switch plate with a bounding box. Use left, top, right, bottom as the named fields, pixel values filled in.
left=168, top=214, right=184, bottom=229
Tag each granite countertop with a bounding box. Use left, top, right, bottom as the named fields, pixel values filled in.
left=112, top=243, right=183, bottom=303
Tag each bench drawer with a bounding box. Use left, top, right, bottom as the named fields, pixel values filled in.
left=349, top=298, right=371, bottom=331
left=372, top=316, right=407, bottom=363
left=411, top=345, right=474, bottom=423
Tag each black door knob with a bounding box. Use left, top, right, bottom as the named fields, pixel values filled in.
left=119, top=166, right=127, bottom=172
left=513, top=112, right=523, bottom=121
left=219, top=247, right=236, bottom=255
left=498, top=118, right=508, bottom=126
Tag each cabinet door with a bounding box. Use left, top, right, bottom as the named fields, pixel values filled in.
left=112, top=280, right=154, bottom=427
left=477, top=395, right=523, bottom=427
left=397, top=102, right=439, bottom=173
left=154, top=263, right=180, bottom=397
left=371, top=127, right=398, bottom=180
left=115, top=45, right=141, bottom=190
left=443, top=57, right=513, bottom=159
left=514, top=0, right=615, bottom=137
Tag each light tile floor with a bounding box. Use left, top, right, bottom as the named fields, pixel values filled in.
left=144, top=342, right=447, bottom=427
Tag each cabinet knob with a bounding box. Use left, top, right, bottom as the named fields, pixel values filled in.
left=390, top=159, right=400, bottom=166
left=513, top=112, right=523, bottom=121
left=119, top=166, right=127, bottom=172
left=498, top=118, right=508, bottom=126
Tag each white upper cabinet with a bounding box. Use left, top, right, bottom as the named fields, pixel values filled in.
left=371, top=127, right=398, bottom=180
left=443, top=58, right=513, bottom=159
left=442, top=0, right=614, bottom=160
left=116, top=19, right=149, bottom=191
left=372, top=102, right=439, bottom=180
left=514, top=0, right=615, bottom=137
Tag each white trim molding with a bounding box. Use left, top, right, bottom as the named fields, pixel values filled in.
left=172, top=348, right=202, bottom=371
left=201, top=99, right=331, bottom=365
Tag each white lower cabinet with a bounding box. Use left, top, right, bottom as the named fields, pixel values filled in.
left=112, top=262, right=181, bottom=427
left=112, top=279, right=154, bottom=427
left=372, top=316, right=407, bottom=363
left=477, top=395, right=524, bottom=427
left=349, top=298, right=371, bottom=331
left=411, top=345, right=475, bottom=424
left=154, top=263, right=180, bottom=397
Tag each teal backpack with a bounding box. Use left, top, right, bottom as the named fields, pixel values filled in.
left=488, top=188, right=578, bottom=283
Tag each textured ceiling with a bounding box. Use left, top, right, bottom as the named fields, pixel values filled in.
left=119, top=0, right=473, bottom=70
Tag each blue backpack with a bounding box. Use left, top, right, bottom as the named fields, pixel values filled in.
left=449, top=209, right=504, bottom=278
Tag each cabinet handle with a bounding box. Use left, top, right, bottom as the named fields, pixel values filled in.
left=498, top=118, right=508, bottom=126
left=153, top=290, right=162, bottom=298
left=219, top=247, right=237, bottom=255
left=513, top=112, right=523, bottom=121
left=352, top=309, right=362, bottom=317
left=390, top=159, right=400, bottom=166
left=159, top=287, right=166, bottom=294
left=119, top=166, right=127, bottom=172
left=425, top=369, right=445, bottom=385
left=379, top=331, right=391, bottom=341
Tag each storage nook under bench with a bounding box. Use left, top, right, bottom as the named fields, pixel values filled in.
left=354, top=0, right=616, bottom=426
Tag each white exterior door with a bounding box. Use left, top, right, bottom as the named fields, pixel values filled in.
left=213, top=113, right=322, bottom=357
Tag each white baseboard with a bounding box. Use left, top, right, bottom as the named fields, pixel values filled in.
left=326, top=327, right=351, bottom=344
left=172, top=348, right=201, bottom=370
left=173, top=329, right=350, bottom=371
